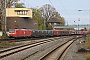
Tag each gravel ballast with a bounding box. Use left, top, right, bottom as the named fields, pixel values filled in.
left=64, top=40, right=86, bottom=60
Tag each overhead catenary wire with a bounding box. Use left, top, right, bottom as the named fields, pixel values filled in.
left=78, top=5, right=90, bottom=21
left=48, top=0, right=73, bottom=24
left=58, top=0, right=90, bottom=25
left=58, top=0, right=73, bottom=24
left=48, top=0, right=54, bottom=7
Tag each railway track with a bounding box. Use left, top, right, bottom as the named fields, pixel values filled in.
left=0, top=36, right=81, bottom=60
left=0, top=37, right=46, bottom=42
left=0, top=35, right=79, bottom=42
left=39, top=38, right=77, bottom=60
left=0, top=38, right=56, bottom=59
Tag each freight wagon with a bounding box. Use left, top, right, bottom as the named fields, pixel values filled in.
left=8, top=28, right=89, bottom=38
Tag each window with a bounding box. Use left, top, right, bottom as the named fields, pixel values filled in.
left=17, top=11, right=20, bottom=14
left=9, top=30, right=15, bottom=33
left=49, top=23, right=51, bottom=25
left=17, top=10, right=27, bottom=15
left=54, top=23, right=57, bottom=25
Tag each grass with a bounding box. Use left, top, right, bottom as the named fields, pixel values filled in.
left=85, top=53, right=90, bottom=60
left=0, top=41, right=23, bottom=50
left=84, top=34, right=90, bottom=48
left=84, top=34, right=90, bottom=60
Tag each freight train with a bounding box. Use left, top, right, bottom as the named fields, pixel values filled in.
left=8, top=29, right=89, bottom=38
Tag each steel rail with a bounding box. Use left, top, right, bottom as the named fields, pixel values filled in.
left=0, top=39, right=55, bottom=59
left=39, top=37, right=79, bottom=60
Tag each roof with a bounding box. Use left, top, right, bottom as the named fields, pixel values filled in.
left=47, top=17, right=61, bottom=23
left=7, top=8, right=31, bottom=11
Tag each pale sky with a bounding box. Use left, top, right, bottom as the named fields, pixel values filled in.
left=20, top=0, right=90, bottom=25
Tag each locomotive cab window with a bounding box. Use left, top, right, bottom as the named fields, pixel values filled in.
left=9, top=30, right=15, bottom=33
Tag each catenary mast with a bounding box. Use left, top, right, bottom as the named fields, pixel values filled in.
left=1, top=0, right=7, bottom=35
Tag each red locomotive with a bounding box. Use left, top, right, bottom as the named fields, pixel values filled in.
left=9, top=29, right=32, bottom=38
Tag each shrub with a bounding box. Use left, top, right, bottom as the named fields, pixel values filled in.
left=1, top=32, right=8, bottom=39
left=84, top=35, right=90, bottom=49
left=85, top=53, right=90, bottom=60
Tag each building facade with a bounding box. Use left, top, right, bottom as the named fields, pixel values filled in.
left=6, top=8, right=32, bottom=18
left=6, top=8, right=38, bottom=31
left=47, top=17, right=61, bottom=26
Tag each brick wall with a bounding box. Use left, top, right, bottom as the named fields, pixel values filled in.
left=7, top=17, right=38, bottom=31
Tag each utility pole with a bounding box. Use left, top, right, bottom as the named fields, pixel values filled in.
left=44, top=18, right=46, bottom=30
left=1, top=0, right=7, bottom=38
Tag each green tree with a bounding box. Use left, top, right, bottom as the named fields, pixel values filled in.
left=46, top=25, right=53, bottom=30
left=32, top=8, right=44, bottom=30
left=15, top=3, right=25, bottom=8
left=60, top=17, right=65, bottom=26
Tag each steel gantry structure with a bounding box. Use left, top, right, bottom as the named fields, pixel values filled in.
left=53, top=24, right=90, bottom=30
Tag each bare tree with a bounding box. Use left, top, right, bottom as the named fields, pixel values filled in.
left=54, top=12, right=65, bottom=25
left=0, top=0, right=19, bottom=31
left=40, top=4, right=65, bottom=28
left=0, top=0, right=19, bottom=8
left=40, top=4, right=56, bottom=21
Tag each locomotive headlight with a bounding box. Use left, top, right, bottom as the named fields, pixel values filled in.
left=13, top=33, right=14, bottom=34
